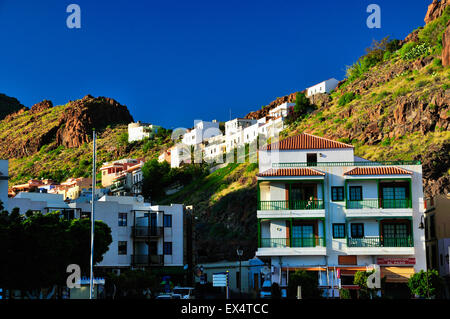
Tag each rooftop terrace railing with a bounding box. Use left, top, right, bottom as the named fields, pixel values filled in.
left=272, top=161, right=421, bottom=168
left=258, top=200, right=324, bottom=210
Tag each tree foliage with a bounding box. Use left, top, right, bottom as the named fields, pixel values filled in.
left=0, top=208, right=112, bottom=296
left=407, top=269, right=443, bottom=298
left=288, top=270, right=321, bottom=299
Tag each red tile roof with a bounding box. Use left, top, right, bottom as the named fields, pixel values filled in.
left=344, top=167, right=412, bottom=176
left=261, top=133, right=353, bottom=151
left=257, top=168, right=325, bottom=177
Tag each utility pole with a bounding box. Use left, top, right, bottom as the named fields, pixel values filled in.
left=89, top=129, right=97, bottom=299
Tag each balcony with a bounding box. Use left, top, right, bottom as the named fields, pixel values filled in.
left=346, top=236, right=414, bottom=255
left=258, top=200, right=324, bottom=210
left=345, top=199, right=413, bottom=218
left=133, top=226, right=163, bottom=238
left=346, top=199, right=412, bottom=209
left=273, top=160, right=421, bottom=168
left=256, top=237, right=326, bottom=257
left=131, top=254, right=164, bottom=266
left=257, top=200, right=325, bottom=218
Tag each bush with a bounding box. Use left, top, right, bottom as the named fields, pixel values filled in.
left=338, top=92, right=357, bottom=106
left=408, top=270, right=443, bottom=298
left=401, top=42, right=431, bottom=61
left=288, top=270, right=321, bottom=299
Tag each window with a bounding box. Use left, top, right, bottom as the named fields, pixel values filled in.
left=333, top=224, right=346, bottom=238
left=118, top=241, right=127, bottom=255
left=163, top=242, right=172, bottom=255
left=349, top=186, right=362, bottom=201
left=351, top=223, right=364, bottom=238
left=118, top=213, right=127, bottom=226
left=306, top=153, right=317, bottom=166
left=331, top=187, right=344, bottom=201
left=164, top=215, right=172, bottom=227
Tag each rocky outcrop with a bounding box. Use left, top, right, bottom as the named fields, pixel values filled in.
left=244, top=92, right=299, bottom=119
left=425, top=0, right=449, bottom=24
left=56, top=95, right=134, bottom=148
left=0, top=93, right=25, bottom=120
left=30, top=100, right=53, bottom=113
left=443, top=21, right=450, bottom=66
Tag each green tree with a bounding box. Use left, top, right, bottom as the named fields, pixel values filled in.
left=407, top=269, right=443, bottom=299
left=107, top=269, right=159, bottom=299
left=0, top=210, right=112, bottom=298
left=354, top=270, right=381, bottom=299
left=141, top=159, right=171, bottom=201
left=288, top=270, right=321, bottom=299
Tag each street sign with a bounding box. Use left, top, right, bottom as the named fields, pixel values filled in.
left=213, top=272, right=229, bottom=287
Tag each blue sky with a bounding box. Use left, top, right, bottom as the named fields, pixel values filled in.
left=0, top=0, right=427, bottom=129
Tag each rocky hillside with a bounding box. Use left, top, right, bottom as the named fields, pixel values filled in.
left=0, top=95, right=171, bottom=185
left=0, top=93, right=25, bottom=121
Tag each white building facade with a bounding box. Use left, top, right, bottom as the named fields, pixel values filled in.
left=128, top=122, right=161, bottom=143
left=306, top=78, right=339, bottom=97
left=256, top=133, right=426, bottom=298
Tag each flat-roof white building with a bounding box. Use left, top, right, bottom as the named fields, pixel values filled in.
left=306, top=78, right=339, bottom=97
left=256, top=133, right=426, bottom=298
left=128, top=121, right=161, bottom=143
left=182, top=120, right=221, bottom=146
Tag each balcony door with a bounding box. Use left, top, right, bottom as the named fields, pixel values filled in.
left=150, top=213, right=157, bottom=236
left=382, top=223, right=411, bottom=247
left=380, top=182, right=409, bottom=208
left=290, top=183, right=317, bottom=209
left=292, top=224, right=315, bottom=247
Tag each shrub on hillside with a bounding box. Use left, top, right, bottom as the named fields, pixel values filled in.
left=338, top=92, right=357, bottom=106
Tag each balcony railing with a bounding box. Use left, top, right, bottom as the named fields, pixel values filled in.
left=347, top=236, right=413, bottom=247
left=346, top=199, right=412, bottom=209
left=258, top=200, right=324, bottom=210
left=260, top=237, right=325, bottom=248
left=273, top=161, right=421, bottom=168
left=131, top=254, right=164, bottom=266
left=133, top=226, right=163, bottom=237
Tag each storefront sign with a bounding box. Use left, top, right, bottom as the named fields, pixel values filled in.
left=377, top=257, right=416, bottom=266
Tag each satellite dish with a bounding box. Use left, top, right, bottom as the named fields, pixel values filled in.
left=137, top=195, right=144, bottom=203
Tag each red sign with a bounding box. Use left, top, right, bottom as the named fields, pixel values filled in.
left=377, top=257, right=416, bottom=266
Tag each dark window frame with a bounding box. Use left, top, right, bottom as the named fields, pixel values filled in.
left=331, top=187, right=345, bottom=201
left=118, top=212, right=127, bottom=227
left=118, top=241, right=127, bottom=255
left=163, top=242, right=172, bottom=255
left=164, top=214, right=172, bottom=228
left=333, top=223, right=346, bottom=238
left=351, top=223, right=364, bottom=238
left=349, top=186, right=363, bottom=201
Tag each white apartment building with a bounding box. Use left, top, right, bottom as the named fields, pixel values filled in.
left=128, top=121, right=161, bottom=143
left=225, top=118, right=257, bottom=150
left=182, top=120, right=221, bottom=146
left=7, top=192, right=188, bottom=277
left=70, top=196, right=186, bottom=274
left=0, top=160, right=8, bottom=208
left=100, top=158, right=142, bottom=187
left=256, top=133, right=426, bottom=298
left=110, top=160, right=144, bottom=197
left=306, top=78, right=339, bottom=97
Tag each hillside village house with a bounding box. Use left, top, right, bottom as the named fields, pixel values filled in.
left=128, top=121, right=161, bottom=143
left=110, top=160, right=144, bottom=197
left=10, top=178, right=57, bottom=196
left=181, top=120, right=221, bottom=146
left=306, top=78, right=339, bottom=97
left=100, top=158, right=143, bottom=187
left=48, top=177, right=92, bottom=200
left=256, top=133, right=426, bottom=298
left=6, top=191, right=191, bottom=281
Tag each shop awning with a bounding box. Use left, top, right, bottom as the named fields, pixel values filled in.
left=381, top=267, right=415, bottom=283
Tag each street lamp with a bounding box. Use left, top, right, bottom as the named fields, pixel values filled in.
left=236, top=246, right=243, bottom=298
left=419, top=215, right=425, bottom=230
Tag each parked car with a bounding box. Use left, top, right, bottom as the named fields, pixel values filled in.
left=172, top=287, right=195, bottom=299
left=260, top=280, right=272, bottom=299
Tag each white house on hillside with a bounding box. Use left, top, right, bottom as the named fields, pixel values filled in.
left=128, top=122, right=161, bottom=143
left=306, top=78, right=339, bottom=97
left=182, top=120, right=221, bottom=146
